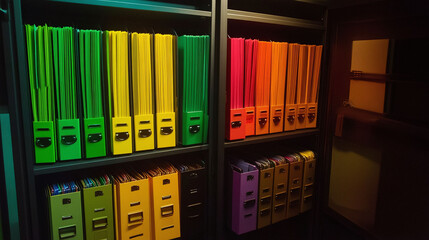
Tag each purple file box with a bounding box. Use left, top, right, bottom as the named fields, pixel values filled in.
left=228, top=160, right=259, bottom=235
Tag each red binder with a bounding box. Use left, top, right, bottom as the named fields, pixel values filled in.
left=226, top=38, right=246, bottom=140
left=244, top=39, right=258, bottom=136
left=255, top=41, right=272, bottom=135
left=269, top=42, right=288, bottom=133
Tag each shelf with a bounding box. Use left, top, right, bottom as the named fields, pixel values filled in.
left=227, top=9, right=325, bottom=30
left=33, top=144, right=208, bottom=175
left=49, top=0, right=212, bottom=17
left=224, top=129, right=320, bottom=148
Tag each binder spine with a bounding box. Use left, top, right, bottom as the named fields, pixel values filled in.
left=245, top=107, right=255, bottom=136
left=111, top=117, right=132, bottom=155
left=255, top=106, right=269, bottom=135
left=284, top=104, right=297, bottom=131
left=83, top=117, right=106, bottom=158
left=182, top=111, right=204, bottom=145
left=226, top=108, right=246, bottom=140
left=134, top=114, right=155, bottom=151
left=33, top=121, right=56, bottom=163
left=156, top=112, right=176, bottom=148
left=57, top=118, right=82, bottom=161
left=269, top=105, right=284, bottom=133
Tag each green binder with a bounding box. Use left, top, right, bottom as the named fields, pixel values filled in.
left=178, top=35, right=210, bottom=145
left=47, top=184, right=84, bottom=240
left=78, top=29, right=106, bottom=158
left=52, top=26, right=82, bottom=160
left=25, top=24, right=56, bottom=163
left=81, top=176, right=114, bottom=240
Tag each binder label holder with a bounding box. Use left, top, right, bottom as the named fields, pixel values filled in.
left=245, top=107, right=255, bottom=136
left=269, top=105, right=284, bottom=133
left=156, top=112, right=176, bottom=148
left=284, top=104, right=297, bottom=131
left=134, top=114, right=155, bottom=151
left=182, top=111, right=203, bottom=146
left=83, top=118, right=106, bottom=159
left=111, top=117, right=132, bottom=155
left=226, top=108, right=246, bottom=140
left=255, top=106, right=269, bottom=135
left=33, top=121, right=56, bottom=163
left=57, top=119, right=81, bottom=161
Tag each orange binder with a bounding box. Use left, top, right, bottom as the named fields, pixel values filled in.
left=296, top=45, right=308, bottom=129
left=305, top=45, right=323, bottom=128
left=269, top=42, right=288, bottom=133
left=284, top=43, right=300, bottom=131
left=244, top=39, right=258, bottom=136
left=255, top=41, right=272, bottom=135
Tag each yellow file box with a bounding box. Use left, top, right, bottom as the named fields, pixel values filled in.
left=134, top=114, right=155, bottom=151
left=156, top=112, right=176, bottom=149
left=111, top=117, right=132, bottom=155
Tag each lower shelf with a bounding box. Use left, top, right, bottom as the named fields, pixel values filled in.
left=33, top=144, right=208, bottom=175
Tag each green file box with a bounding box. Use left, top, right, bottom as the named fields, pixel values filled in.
left=33, top=121, right=56, bottom=163
left=83, top=118, right=106, bottom=159
left=182, top=111, right=204, bottom=145
left=48, top=191, right=84, bottom=240
left=82, top=184, right=114, bottom=240
left=57, top=119, right=81, bottom=161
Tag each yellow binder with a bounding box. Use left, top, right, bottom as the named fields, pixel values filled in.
left=113, top=170, right=152, bottom=240
left=131, top=33, right=155, bottom=151
left=154, top=34, right=177, bottom=148
left=148, top=163, right=181, bottom=239
left=108, top=31, right=132, bottom=155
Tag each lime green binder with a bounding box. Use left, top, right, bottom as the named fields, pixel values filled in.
left=178, top=35, right=210, bottom=145
left=48, top=190, right=84, bottom=240
left=81, top=177, right=114, bottom=240
left=52, top=26, right=82, bottom=160
left=78, top=29, right=106, bottom=158
left=25, top=24, right=57, bottom=163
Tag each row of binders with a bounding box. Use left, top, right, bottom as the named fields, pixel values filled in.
left=46, top=160, right=206, bottom=240
left=25, top=24, right=210, bottom=163
left=227, top=150, right=316, bottom=235
left=226, top=38, right=323, bottom=140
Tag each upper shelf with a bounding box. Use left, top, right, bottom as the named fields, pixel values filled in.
left=224, top=129, right=320, bottom=148
left=48, top=0, right=212, bottom=17
left=227, top=9, right=325, bottom=30
left=33, top=144, right=208, bottom=175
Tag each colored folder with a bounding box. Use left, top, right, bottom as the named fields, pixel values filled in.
left=52, top=26, right=82, bottom=161
left=147, top=162, right=181, bottom=239
left=284, top=43, right=300, bottom=131
left=175, top=160, right=207, bottom=239
left=305, top=45, right=323, bottom=128
left=244, top=39, right=258, bottom=136
left=154, top=34, right=177, bottom=148
left=131, top=32, right=155, bottom=151
left=81, top=175, right=114, bottom=240
left=113, top=170, right=152, bottom=240
left=227, top=158, right=259, bottom=235
left=284, top=153, right=303, bottom=218
left=178, top=35, right=210, bottom=145
left=296, top=45, right=309, bottom=129
left=47, top=182, right=83, bottom=240
left=107, top=31, right=132, bottom=155
left=255, top=41, right=272, bottom=135
left=226, top=37, right=246, bottom=140
left=269, top=42, right=288, bottom=133
left=299, top=150, right=316, bottom=212
left=269, top=155, right=289, bottom=224
left=25, top=24, right=57, bottom=163
left=78, top=29, right=106, bottom=158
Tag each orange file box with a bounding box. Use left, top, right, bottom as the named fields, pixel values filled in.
left=305, top=45, right=323, bottom=128
left=244, top=39, right=258, bottom=136
left=255, top=41, right=272, bottom=135
left=284, top=44, right=300, bottom=131
left=270, top=42, right=288, bottom=133
left=296, top=45, right=309, bottom=129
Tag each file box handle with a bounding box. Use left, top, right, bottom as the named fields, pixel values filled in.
left=188, top=214, right=200, bottom=219
left=279, top=168, right=286, bottom=174
left=88, top=133, right=102, bottom=143
left=189, top=172, right=198, bottom=178
left=162, top=195, right=172, bottom=200
left=247, top=175, right=254, bottom=181
left=128, top=211, right=143, bottom=225
left=161, top=205, right=174, bottom=217
left=244, top=213, right=253, bottom=218
left=138, top=129, right=152, bottom=138
left=61, top=135, right=77, bottom=145
left=61, top=215, right=73, bottom=220
left=260, top=196, right=271, bottom=205
left=303, top=195, right=313, bottom=202
left=190, top=188, right=198, bottom=194
left=274, top=204, right=286, bottom=212
left=308, top=113, right=316, bottom=121
left=189, top=124, right=200, bottom=133
left=277, top=183, right=285, bottom=189
left=231, top=121, right=242, bottom=128
left=258, top=118, right=267, bottom=126
left=246, top=191, right=254, bottom=196
left=243, top=199, right=256, bottom=208
left=161, top=225, right=174, bottom=231
left=273, top=116, right=281, bottom=124
left=58, top=225, right=76, bottom=239
left=275, top=192, right=287, bottom=200
left=130, top=233, right=143, bottom=239
left=260, top=209, right=270, bottom=216
left=35, top=137, right=52, bottom=148
left=115, top=132, right=130, bottom=141
left=287, top=115, right=295, bottom=123
left=92, top=216, right=108, bottom=230
left=160, top=127, right=173, bottom=135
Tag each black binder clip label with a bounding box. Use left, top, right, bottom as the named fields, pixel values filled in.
left=61, top=135, right=77, bottom=145
left=115, top=132, right=129, bottom=141
left=36, top=137, right=52, bottom=148
left=138, top=129, right=152, bottom=138
left=88, top=133, right=102, bottom=143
